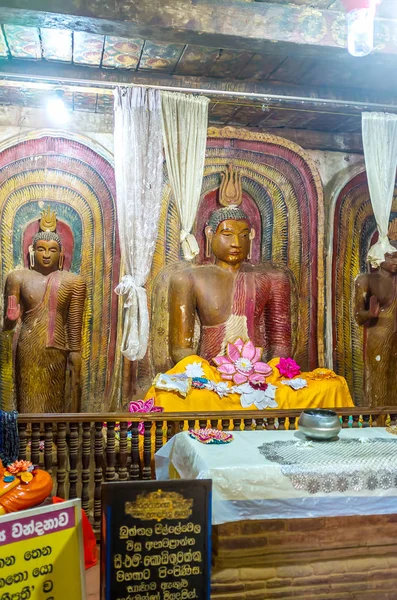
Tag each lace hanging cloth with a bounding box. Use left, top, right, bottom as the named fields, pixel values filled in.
left=362, top=112, right=397, bottom=267
left=161, top=92, right=210, bottom=260
left=113, top=87, right=163, bottom=361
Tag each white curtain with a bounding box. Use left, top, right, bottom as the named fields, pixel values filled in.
left=161, top=92, right=210, bottom=260
left=114, top=87, right=163, bottom=361
left=362, top=112, right=397, bottom=267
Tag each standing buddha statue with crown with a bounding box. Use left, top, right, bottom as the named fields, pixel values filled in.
left=3, top=208, right=86, bottom=413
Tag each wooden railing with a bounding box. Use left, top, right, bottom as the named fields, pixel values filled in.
left=16, top=408, right=397, bottom=532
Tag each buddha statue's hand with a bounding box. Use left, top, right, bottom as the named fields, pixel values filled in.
left=6, top=295, right=20, bottom=321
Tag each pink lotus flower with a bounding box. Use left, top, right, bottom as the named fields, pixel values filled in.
left=129, top=398, right=164, bottom=435
left=213, top=338, right=272, bottom=385
left=276, top=357, right=301, bottom=379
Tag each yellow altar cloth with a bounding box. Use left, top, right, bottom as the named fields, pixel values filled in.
left=145, top=356, right=354, bottom=411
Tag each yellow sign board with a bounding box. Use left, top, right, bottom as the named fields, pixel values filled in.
left=0, top=498, right=85, bottom=599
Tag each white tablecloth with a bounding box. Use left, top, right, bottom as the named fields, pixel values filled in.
left=155, top=428, right=397, bottom=525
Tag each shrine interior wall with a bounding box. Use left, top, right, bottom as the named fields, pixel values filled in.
left=0, top=104, right=366, bottom=407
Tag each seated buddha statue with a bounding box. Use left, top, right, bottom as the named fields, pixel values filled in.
left=169, top=165, right=293, bottom=364
left=3, top=208, right=86, bottom=413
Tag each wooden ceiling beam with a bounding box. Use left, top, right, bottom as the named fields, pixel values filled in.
left=0, top=59, right=396, bottom=110
left=0, top=0, right=396, bottom=59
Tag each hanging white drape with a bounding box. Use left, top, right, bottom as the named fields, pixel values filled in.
left=114, top=87, right=163, bottom=361
left=362, top=112, right=397, bottom=267
left=161, top=92, right=210, bottom=260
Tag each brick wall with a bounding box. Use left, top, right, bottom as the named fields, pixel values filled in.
left=211, top=514, right=397, bottom=599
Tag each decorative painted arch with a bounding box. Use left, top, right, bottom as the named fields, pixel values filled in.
left=148, top=126, right=324, bottom=379
left=0, top=134, right=120, bottom=411
left=331, top=171, right=397, bottom=405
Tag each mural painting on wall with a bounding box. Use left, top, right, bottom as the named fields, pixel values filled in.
left=0, top=135, right=120, bottom=413
left=332, top=171, right=397, bottom=406
left=148, top=126, right=324, bottom=390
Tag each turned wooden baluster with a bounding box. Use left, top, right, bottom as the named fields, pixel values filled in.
left=118, top=422, right=128, bottom=482
left=199, top=420, right=206, bottom=429
left=267, top=417, right=276, bottom=430
left=255, top=418, right=264, bottom=430
left=167, top=420, right=176, bottom=441
left=30, top=423, right=41, bottom=466
left=56, top=423, right=67, bottom=499
left=233, top=419, right=241, bottom=431
left=18, top=423, right=27, bottom=460
left=130, top=421, right=140, bottom=480
left=68, top=422, right=79, bottom=499
left=362, top=414, right=371, bottom=428
left=211, top=419, right=218, bottom=429
left=390, top=413, right=397, bottom=427
left=105, top=422, right=116, bottom=482
left=44, top=422, right=53, bottom=474
left=188, top=419, right=195, bottom=430
left=81, top=422, right=91, bottom=517
left=341, top=415, right=350, bottom=429
left=221, top=419, right=230, bottom=431
left=278, top=417, right=286, bottom=431
left=142, top=421, right=152, bottom=480
left=352, top=415, right=360, bottom=428
left=155, top=421, right=163, bottom=453
left=244, top=419, right=252, bottom=431
left=94, top=422, right=104, bottom=531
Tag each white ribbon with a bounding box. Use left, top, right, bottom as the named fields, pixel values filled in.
left=180, top=229, right=200, bottom=261
left=114, top=275, right=149, bottom=361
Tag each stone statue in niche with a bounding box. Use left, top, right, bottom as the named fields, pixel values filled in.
left=169, top=165, right=293, bottom=364
left=3, top=208, right=86, bottom=413
left=354, top=236, right=397, bottom=407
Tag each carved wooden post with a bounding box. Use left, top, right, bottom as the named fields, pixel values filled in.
left=130, top=421, right=140, bottom=480
left=199, top=419, right=206, bottom=429
left=81, top=422, right=91, bottom=517
left=44, top=422, right=53, bottom=474
left=105, top=421, right=116, bottom=482
left=167, top=420, right=176, bottom=441
left=31, top=422, right=41, bottom=466
left=352, top=415, right=360, bottom=428
left=244, top=419, right=252, bottom=431
left=362, top=414, right=371, bottom=428
left=233, top=419, right=241, bottom=431
left=18, top=423, right=27, bottom=461
left=56, top=422, right=67, bottom=499
left=210, top=419, right=218, bottom=429
left=94, top=422, right=104, bottom=531
left=118, top=422, right=128, bottom=482
left=341, top=415, right=350, bottom=428
left=142, top=421, right=152, bottom=480
left=255, top=418, right=264, bottom=430
left=278, top=417, right=286, bottom=431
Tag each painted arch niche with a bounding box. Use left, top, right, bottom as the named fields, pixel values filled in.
left=331, top=171, right=397, bottom=405
left=0, top=135, right=120, bottom=412
left=149, top=126, right=324, bottom=376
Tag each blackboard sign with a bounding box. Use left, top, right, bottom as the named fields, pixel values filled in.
left=101, top=479, right=212, bottom=600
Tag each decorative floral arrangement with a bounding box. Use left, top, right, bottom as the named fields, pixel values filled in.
left=213, top=338, right=277, bottom=409
left=276, top=357, right=301, bottom=379
left=128, top=398, right=164, bottom=435
left=4, top=460, right=35, bottom=484
left=214, top=339, right=272, bottom=385
left=103, top=398, right=164, bottom=438
left=188, top=428, right=233, bottom=445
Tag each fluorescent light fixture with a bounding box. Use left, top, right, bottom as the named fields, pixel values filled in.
left=46, top=89, right=70, bottom=124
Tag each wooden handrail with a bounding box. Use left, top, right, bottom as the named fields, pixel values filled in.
left=16, top=406, right=395, bottom=423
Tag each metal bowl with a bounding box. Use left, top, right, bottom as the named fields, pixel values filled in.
left=298, top=409, right=341, bottom=440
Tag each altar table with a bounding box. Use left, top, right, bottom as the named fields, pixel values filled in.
left=155, top=428, right=397, bottom=525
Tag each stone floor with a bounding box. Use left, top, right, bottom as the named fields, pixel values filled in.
left=86, top=562, right=100, bottom=599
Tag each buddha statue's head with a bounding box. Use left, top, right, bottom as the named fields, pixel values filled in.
left=205, top=165, right=255, bottom=268
left=29, top=207, right=64, bottom=274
